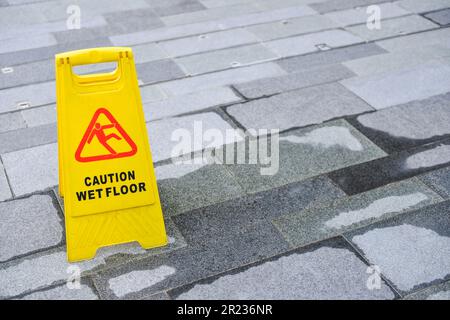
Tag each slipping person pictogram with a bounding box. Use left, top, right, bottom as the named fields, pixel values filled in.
left=88, top=122, right=122, bottom=155
left=75, top=108, right=137, bottom=162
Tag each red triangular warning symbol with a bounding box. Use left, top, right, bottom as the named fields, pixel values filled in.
left=75, top=108, right=137, bottom=162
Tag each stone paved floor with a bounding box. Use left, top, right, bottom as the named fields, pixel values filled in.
left=1, top=0, right=450, bottom=300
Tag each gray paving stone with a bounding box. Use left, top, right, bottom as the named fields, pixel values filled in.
left=252, top=0, right=323, bottom=11
left=341, top=59, right=450, bottom=109
left=277, top=42, right=386, bottom=72
left=161, top=2, right=261, bottom=26
left=148, top=0, right=206, bottom=17
left=8, top=0, right=54, bottom=4
left=346, top=200, right=450, bottom=295
left=107, top=268, right=178, bottom=298
left=376, top=27, right=450, bottom=52
left=324, top=2, right=410, bottom=26
left=159, top=62, right=286, bottom=95
left=21, top=104, right=57, bottom=127
left=397, top=0, right=450, bottom=13
left=0, top=194, right=63, bottom=262
left=175, top=43, right=277, bottom=75
left=0, top=15, right=106, bottom=42
left=103, top=8, right=164, bottom=34
left=404, top=281, right=450, bottom=300
left=0, top=33, right=56, bottom=54
left=310, top=0, right=389, bottom=14
left=246, top=14, right=338, bottom=41
left=111, top=20, right=222, bottom=46
left=345, top=15, right=438, bottom=42
left=0, top=37, right=113, bottom=67
left=136, top=59, right=186, bottom=85
left=420, top=166, right=450, bottom=199
left=146, top=112, right=244, bottom=162
left=0, top=4, right=46, bottom=29
left=0, top=161, right=12, bottom=201
left=19, top=283, right=98, bottom=300
left=425, top=8, right=450, bottom=25
left=52, top=26, right=113, bottom=44
left=0, top=112, right=26, bottom=133
left=265, top=29, right=363, bottom=58
left=220, top=5, right=317, bottom=29
left=329, top=140, right=450, bottom=195
left=1, top=143, right=58, bottom=196
left=234, top=63, right=355, bottom=98
left=351, top=93, right=450, bottom=152
left=199, top=0, right=325, bottom=9
left=143, top=87, right=240, bottom=121
left=172, top=175, right=346, bottom=240
left=227, top=83, right=373, bottom=131
left=0, top=123, right=56, bottom=155
left=40, top=0, right=150, bottom=22
left=156, top=158, right=245, bottom=216
left=140, top=85, right=167, bottom=103
left=220, top=119, right=386, bottom=194
left=140, top=291, right=171, bottom=300
left=0, top=218, right=186, bottom=299
left=0, top=59, right=53, bottom=90
left=199, top=0, right=253, bottom=7
left=343, top=45, right=450, bottom=76
left=132, top=43, right=169, bottom=64
left=169, top=238, right=395, bottom=299
left=273, top=178, right=443, bottom=248
left=159, top=28, right=258, bottom=58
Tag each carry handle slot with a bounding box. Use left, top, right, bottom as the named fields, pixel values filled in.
left=56, top=47, right=133, bottom=86
left=72, top=61, right=118, bottom=76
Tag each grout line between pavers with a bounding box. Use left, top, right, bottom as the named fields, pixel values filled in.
left=419, top=7, right=450, bottom=17
left=0, top=138, right=57, bottom=160
left=0, top=101, right=55, bottom=117
left=0, top=154, right=15, bottom=199
left=400, top=278, right=450, bottom=300
left=419, top=11, right=447, bottom=25
left=415, top=169, right=450, bottom=200
left=147, top=95, right=245, bottom=123
left=342, top=116, right=393, bottom=156
left=85, top=275, right=103, bottom=300
left=6, top=274, right=101, bottom=300
left=8, top=282, right=66, bottom=300
left=0, top=230, right=189, bottom=300
left=0, top=244, right=64, bottom=271
left=339, top=232, right=403, bottom=299
left=0, top=190, right=66, bottom=264
left=216, top=105, right=248, bottom=133
left=313, top=0, right=395, bottom=15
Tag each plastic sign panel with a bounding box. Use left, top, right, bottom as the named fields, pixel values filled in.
left=55, top=47, right=167, bottom=262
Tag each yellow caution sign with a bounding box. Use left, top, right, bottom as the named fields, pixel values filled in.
left=55, top=47, right=167, bottom=262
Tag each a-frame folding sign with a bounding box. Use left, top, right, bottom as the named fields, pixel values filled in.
left=55, top=47, right=167, bottom=262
